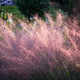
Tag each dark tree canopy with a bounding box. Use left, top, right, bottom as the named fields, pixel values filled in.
left=15, top=0, right=50, bottom=19
left=15, top=0, right=80, bottom=19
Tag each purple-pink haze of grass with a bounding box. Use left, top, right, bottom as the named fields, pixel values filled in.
left=0, top=14, right=80, bottom=79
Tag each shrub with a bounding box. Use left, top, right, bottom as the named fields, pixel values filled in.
left=15, top=0, right=50, bottom=19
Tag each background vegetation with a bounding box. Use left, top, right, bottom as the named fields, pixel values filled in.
left=15, top=0, right=80, bottom=18
left=15, top=0, right=50, bottom=19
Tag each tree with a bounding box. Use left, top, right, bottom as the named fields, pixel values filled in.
left=15, top=0, right=50, bottom=19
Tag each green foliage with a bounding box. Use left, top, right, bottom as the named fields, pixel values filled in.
left=15, top=0, right=50, bottom=19
left=0, top=5, right=25, bottom=20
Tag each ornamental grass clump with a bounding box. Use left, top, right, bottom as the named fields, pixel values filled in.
left=0, top=13, right=80, bottom=80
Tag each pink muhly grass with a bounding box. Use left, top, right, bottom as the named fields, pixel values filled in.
left=0, top=14, right=80, bottom=79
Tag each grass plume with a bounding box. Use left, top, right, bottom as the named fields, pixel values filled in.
left=0, top=13, right=80, bottom=80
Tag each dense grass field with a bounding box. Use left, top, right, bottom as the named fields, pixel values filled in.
left=0, top=3, right=80, bottom=80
